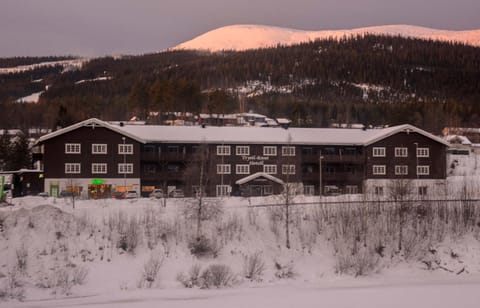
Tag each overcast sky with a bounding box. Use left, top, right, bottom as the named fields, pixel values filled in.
left=1, top=0, right=479, bottom=57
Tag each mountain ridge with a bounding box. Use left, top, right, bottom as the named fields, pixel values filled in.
left=173, top=24, right=480, bottom=51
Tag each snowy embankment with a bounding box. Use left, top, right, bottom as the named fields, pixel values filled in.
left=1, top=191, right=480, bottom=306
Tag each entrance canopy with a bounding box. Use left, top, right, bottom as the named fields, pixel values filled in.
left=235, top=172, right=284, bottom=185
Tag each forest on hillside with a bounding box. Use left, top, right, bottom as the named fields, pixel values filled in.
left=0, top=35, right=479, bottom=133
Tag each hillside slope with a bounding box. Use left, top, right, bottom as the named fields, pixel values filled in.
left=174, top=24, right=480, bottom=51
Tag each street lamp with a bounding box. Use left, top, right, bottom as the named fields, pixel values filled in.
left=122, top=137, right=126, bottom=192
left=414, top=142, right=419, bottom=180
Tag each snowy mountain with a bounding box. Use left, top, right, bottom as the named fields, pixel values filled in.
left=173, top=24, right=480, bottom=51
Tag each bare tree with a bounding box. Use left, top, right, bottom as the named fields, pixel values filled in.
left=387, top=179, right=413, bottom=251
left=183, top=142, right=211, bottom=238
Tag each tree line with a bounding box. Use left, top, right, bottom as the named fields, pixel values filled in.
left=0, top=35, right=479, bottom=133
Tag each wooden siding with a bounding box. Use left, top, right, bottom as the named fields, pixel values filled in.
left=365, top=131, right=446, bottom=179
left=43, top=126, right=141, bottom=179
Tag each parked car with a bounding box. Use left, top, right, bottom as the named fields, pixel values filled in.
left=125, top=190, right=138, bottom=199
left=111, top=191, right=126, bottom=199
left=59, top=190, right=74, bottom=198
left=170, top=189, right=184, bottom=198
left=149, top=189, right=164, bottom=199
left=38, top=192, right=49, bottom=198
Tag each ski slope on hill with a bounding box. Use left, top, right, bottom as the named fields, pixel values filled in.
left=173, top=24, right=480, bottom=51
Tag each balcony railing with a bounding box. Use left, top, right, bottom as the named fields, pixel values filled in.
left=302, top=154, right=364, bottom=163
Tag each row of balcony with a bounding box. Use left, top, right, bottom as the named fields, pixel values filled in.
left=141, top=152, right=365, bottom=163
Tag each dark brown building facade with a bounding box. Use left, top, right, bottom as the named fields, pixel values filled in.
left=36, top=119, right=449, bottom=198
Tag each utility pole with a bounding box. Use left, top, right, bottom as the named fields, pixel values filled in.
left=319, top=149, right=323, bottom=202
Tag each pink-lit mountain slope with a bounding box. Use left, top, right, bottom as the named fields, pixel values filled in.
left=173, top=24, right=480, bottom=51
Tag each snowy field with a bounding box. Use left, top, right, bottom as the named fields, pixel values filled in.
left=1, top=152, right=480, bottom=306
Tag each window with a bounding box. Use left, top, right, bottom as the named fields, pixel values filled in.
left=167, top=146, right=179, bottom=153
left=373, top=165, right=386, bottom=175
left=92, top=144, right=107, bottom=154
left=263, top=164, right=277, bottom=174
left=417, top=165, right=430, bottom=176
left=118, top=163, right=133, bottom=174
left=236, top=146, right=249, bottom=156
left=236, top=164, right=250, bottom=174
left=282, top=164, right=295, bottom=175
left=263, top=185, right=273, bottom=195
left=282, top=146, right=295, bottom=156
left=345, top=185, right=358, bottom=194
left=304, top=185, right=315, bottom=196
left=118, top=144, right=133, bottom=154
left=372, top=147, right=385, bottom=157
left=217, top=145, right=231, bottom=156
left=65, top=143, right=81, bottom=154
left=395, top=165, right=408, bottom=175
left=144, top=164, right=156, bottom=175
left=418, top=186, right=428, bottom=196
left=216, top=185, right=231, bottom=197
left=263, top=146, right=277, bottom=156
left=217, top=164, right=231, bottom=174
left=395, top=147, right=408, bottom=157
left=65, top=163, right=81, bottom=174
left=417, top=147, right=429, bottom=157
left=91, top=163, right=107, bottom=174
left=374, top=186, right=384, bottom=195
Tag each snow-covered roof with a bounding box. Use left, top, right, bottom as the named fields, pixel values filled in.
left=235, top=172, right=284, bottom=185
left=36, top=118, right=145, bottom=145
left=117, top=123, right=449, bottom=146
left=36, top=118, right=450, bottom=147
left=444, top=135, right=472, bottom=145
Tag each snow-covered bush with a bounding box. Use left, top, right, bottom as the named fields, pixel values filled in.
left=243, top=251, right=266, bottom=281
left=176, top=264, right=202, bottom=288
left=335, top=247, right=379, bottom=277
left=138, top=253, right=164, bottom=288
left=188, top=235, right=220, bottom=258
left=0, top=266, right=25, bottom=301
left=199, top=264, right=236, bottom=289
left=274, top=260, right=296, bottom=279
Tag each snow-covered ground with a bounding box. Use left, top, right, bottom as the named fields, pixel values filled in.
left=1, top=151, right=480, bottom=305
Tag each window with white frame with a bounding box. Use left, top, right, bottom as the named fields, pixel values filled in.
left=65, top=143, right=81, bottom=154
left=263, top=185, right=273, bottom=195
left=372, top=165, right=386, bottom=175
left=118, top=163, right=133, bottom=174
left=395, top=147, right=408, bottom=157
left=216, top=164, right=231, bottom=174
left=395, top=165, right=408, bottom=175
left=216, top=145, right=231, bottom=156
left=216, top=185, right=231, bottom=197
left=372, top=147, right=385, bottom=157
left=263, top=146, right=277, bottom=156
left=282, top=146, right=295, bottom=156
left=418, top=186, right=428, bottom=196
left=304, top=185, right=315, bottom=196
left=236, top=146, right=249, bottom=156
left=282, top=164, right=295, bottom=174
left=91, top=163, right=107, bottom=174
left=417, top=147, right=430, bottom=157
left=345, top=185, right=359, bottom=194
left=417, top=165, right=430, bottom=175
left=375, top=186, right=384, bottom=195
left=65, top=163, right=81, bottom=174
left=92, top=144, right=107, bottom=154
left=263, top=164, right=277, bottom=174
left=118, top=144, right=133, bottom=154
left=236, top=164, right=250, bottom=174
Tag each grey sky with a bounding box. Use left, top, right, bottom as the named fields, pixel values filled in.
left=1, top=0, right=479, bottom=57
